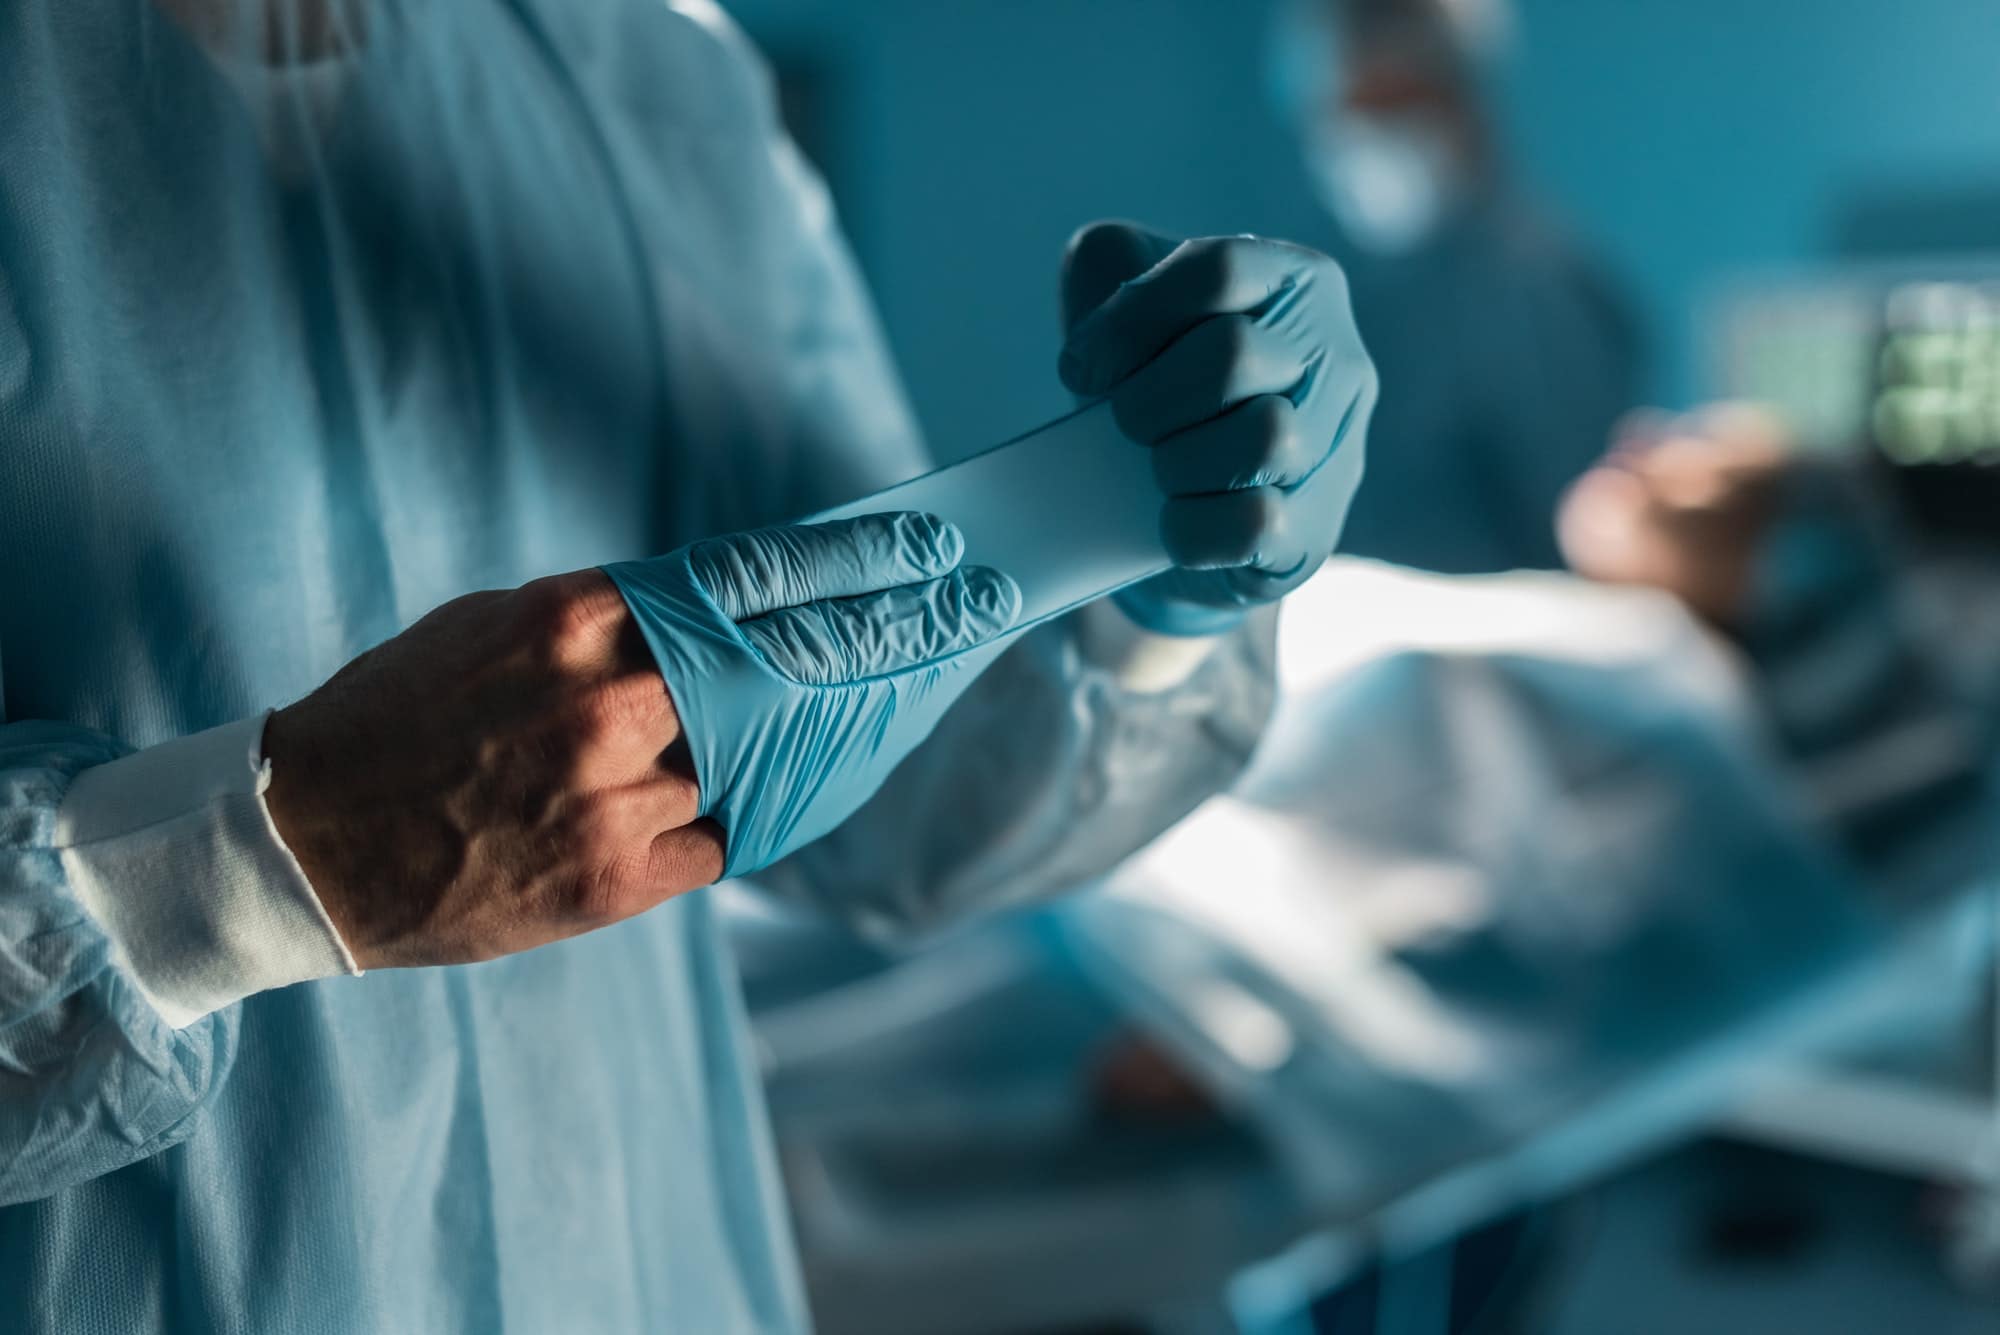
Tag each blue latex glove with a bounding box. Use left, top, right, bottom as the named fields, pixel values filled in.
left=1059, top=223, right=1376, bottom=635
left=604, top=513, right=1020, bottom=877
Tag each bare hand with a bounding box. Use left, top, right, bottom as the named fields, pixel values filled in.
left=1558, top=403, right=1796, bottom=629
left=263, top=570, right=725, bottom=970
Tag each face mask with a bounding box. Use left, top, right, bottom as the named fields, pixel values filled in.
left=1305, top=115, right=1463, bottom=256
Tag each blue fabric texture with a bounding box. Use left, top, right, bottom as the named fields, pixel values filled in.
left=1323, top=194, right=1642, bottom=574
left=0, top=1, right=851, bottom=1327
left=605, top=514, right=1019, bottom=877
left=0, top=1, right=1279, bottom=1329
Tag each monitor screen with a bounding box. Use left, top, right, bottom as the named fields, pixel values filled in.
left=1710, top=262, right=2000, bottom=535
left=1704, top=261, right=2000, bottom=469
left=1872, top=279, right=2000, bottom=466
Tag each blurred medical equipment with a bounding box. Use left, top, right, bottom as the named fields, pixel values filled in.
left=1689, top=258, right=2000, bottom=1290
left=1709, top=261, right=2000, bottom=541
left=741, top=559, right=2000, bottom=1333
left=1266, top=0, right=1640, bottom=574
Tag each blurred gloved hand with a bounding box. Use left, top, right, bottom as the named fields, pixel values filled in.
left=606, top=513, right=1020, bottom=876
left=1059, top=222, right=1376, bottom=635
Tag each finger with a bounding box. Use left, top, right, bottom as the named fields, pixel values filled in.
left=575, top=774, right=706, bottom=850
left=738, top=566, right=1021, bottom=685
left=1060, top=237, right=1320, bottom=397
left=1606, top=407, right=1677, bottom=460
left=1556, top=465, right=1654, bottom=577
left=1148, top=396, right=1316, bottom=496
left=1687, top=401, right=1795, bottom=452
left=646, top=818, right=728, bottom=898
left=688, top=512, right=963, bottom=622
left=1060, top=220, right=1182, bottom=333
left=1160, top=486, right=1311, bottom=575
left=566, top=670, right=691, bottom=790
left=1106, top=314, right=1305, bottom=446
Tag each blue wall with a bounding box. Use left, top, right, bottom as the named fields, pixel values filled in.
left=1503, top=0, right=2000, bottom=408
left=727, top=0, right=2000, bottom=453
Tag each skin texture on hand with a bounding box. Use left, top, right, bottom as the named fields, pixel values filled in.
left=1558, top=403, right=1796, bottom=630
left=264, top=570, right=724, bottom=970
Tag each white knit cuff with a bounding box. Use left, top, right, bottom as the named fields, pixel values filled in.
left=54, top=713, right=359, bottom=1029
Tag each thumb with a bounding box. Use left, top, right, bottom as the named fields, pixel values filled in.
left=1059, top=220, right=1181, bottom=333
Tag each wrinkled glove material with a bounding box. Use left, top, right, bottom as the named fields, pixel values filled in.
left=606, top=514, right=1019, bottom=877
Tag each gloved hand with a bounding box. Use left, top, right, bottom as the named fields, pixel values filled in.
left=1059, top=222, right=1375, bottom=635
left=262, top=513, right=1011, bottom=971
left=605, top=513, right=1020, bottom=876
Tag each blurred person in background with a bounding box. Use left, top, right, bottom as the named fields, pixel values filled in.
left=1272, top=0, right=1642, bottom=573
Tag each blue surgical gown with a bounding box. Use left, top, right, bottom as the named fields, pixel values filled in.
left=1327, top=195, right=1642, bottom=575
left=0, top=2, right=1275, bottom=1330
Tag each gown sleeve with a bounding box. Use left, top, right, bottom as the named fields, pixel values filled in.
left=0, top=713, right=354, bottom=1206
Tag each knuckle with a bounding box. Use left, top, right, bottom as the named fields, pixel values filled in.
left=562, top=817, right=643, bottom=926
left=1311, top=250, right=1351, bottom=297
left=1252, top=486, right=1288, bottom=533
left=566, top=794, right=621, bottom=859
left=570, top=859, right=646, bottom=928
left=573, top=670, right=669, bottom=746
left=525, top=571, right=624, bottom=658
left=1066, top=219, right=1135, bottom=271
left=681, top=535, right=733, bottom=595
left=651, top=768, right=704, bottom=827
left=1184, top=237, right=1233, bottom=298
left=1210, top=312, right=1257, bottom=362
left=512, top=575, right=573, bottom=636
left=1250, top=396, right=1298, bottom=475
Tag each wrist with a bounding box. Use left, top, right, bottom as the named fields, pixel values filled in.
left=261, top=701, right=378, bottom=966
left=53, top=714, right=359, bottom=1027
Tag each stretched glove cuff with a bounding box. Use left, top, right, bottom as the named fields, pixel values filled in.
left=1111, top=585, right=1248, bottom=638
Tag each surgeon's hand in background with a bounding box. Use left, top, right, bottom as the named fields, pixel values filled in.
left=1059, top=222, right=1377, bottom=635
left=1558, top=403, right=1796, bottom=629
left=265, top=513, right=1016, bottom=970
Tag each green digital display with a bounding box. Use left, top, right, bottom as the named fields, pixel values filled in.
left=1872, top=281, right=2000, bottom=466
